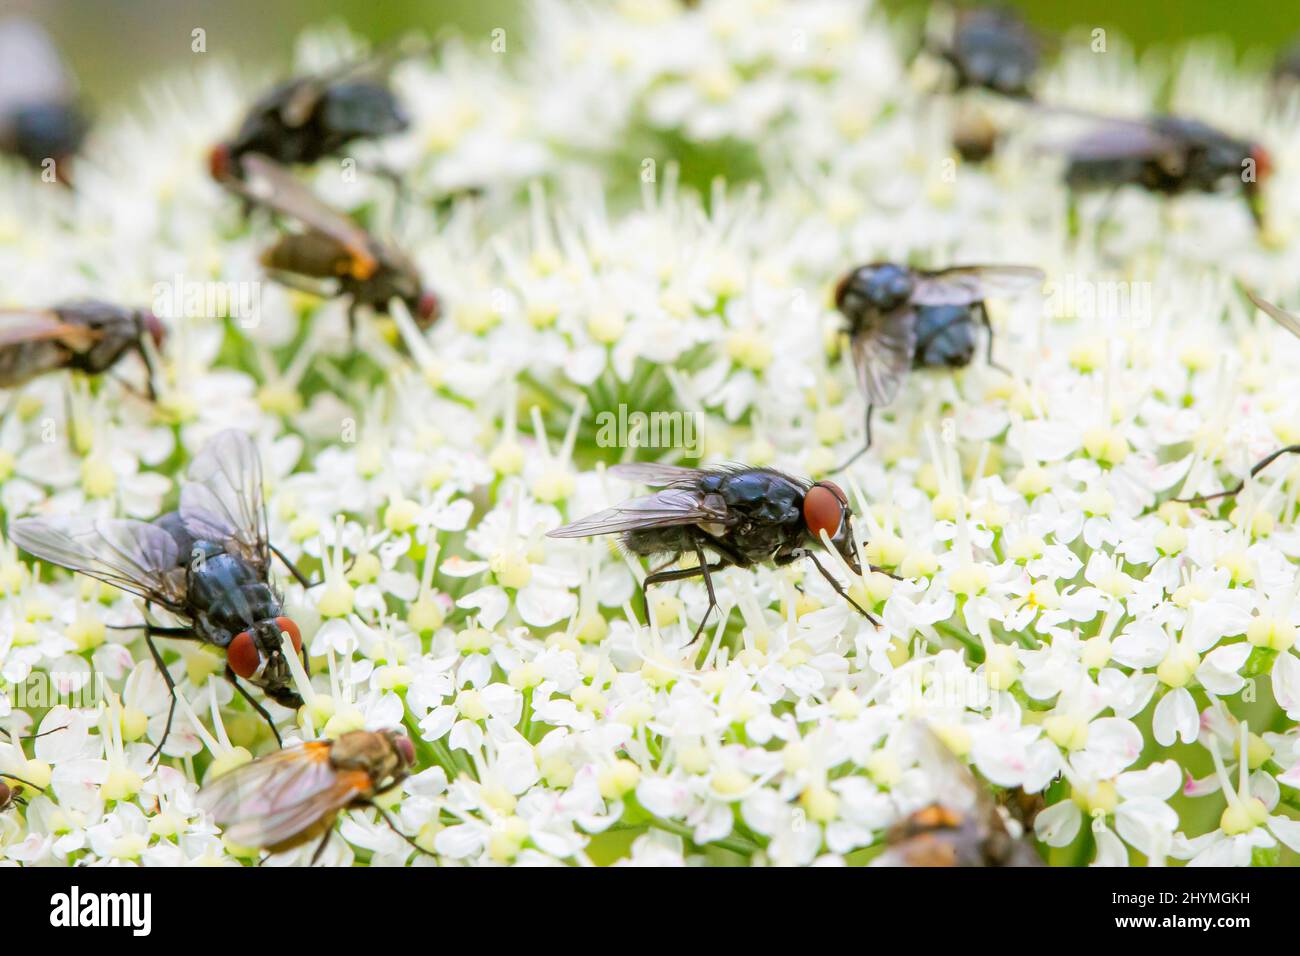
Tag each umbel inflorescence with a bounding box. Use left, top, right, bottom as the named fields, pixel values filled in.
left=3, top=0, right=1300, bottom=866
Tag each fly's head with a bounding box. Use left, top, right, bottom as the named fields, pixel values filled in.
left=226, top=616, right=305, bottom=708
left=802, top=480, right=861, bottom=575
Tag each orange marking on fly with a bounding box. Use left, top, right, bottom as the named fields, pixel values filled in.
left=912, top=805, right=964, bottom=829
left=803, top=481, right=848, bottom=539
left=342, top=247, right=379, bottom=281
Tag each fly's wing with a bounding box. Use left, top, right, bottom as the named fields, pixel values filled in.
left=1246, top=289, right=1300, bottom=340
left=7, top=516, right=186, bottom=611
left=199, top=741, right=370, bottom=849
left=548, top=488, right=731, bottom=539
left=179, top=429, right=271, bottom=573
left=235, top=155, right=378, bottom=277
left=1055, top=114, right=1181, bottom=162
left=911, top=266, right=1044, bottom=306
left=607, top=462, right=706, bottom=487
left=0, top=19, right=74, bottom=114
left=0, top=310, right=99, bottom=350
left=849, top=308, right=918, bottom=407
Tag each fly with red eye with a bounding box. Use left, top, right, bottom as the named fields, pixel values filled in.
left=549, top=463, right=899, bottom=642
left=199, top=729, right=430, bottom=864
left=7, top=430, right=314, bottom=761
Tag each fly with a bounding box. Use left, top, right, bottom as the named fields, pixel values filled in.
left=548, top=462, right=889, bottom=641
left=832, top=262, right=1043, bottom=469
left=8, top=429, right=312, bottom=759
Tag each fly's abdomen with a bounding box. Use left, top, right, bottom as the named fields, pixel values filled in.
left=622, top=526, right=694, bottom=557
left=914, top=306, right=977, bottom=369
left=0, top=340, right=70, bottom=387
left=187, top=550, right=281, bottom=638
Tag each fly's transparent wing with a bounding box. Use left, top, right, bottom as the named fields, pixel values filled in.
left=607, top=462, right=705, bottom=487
left=199, top=742, right=368, bottom=849
left=1246, top=290, right=1300, bottom=340
left=0, top=19, right=73, bottom=114
left=179, top=429, right=270, bottom=571
left=0, top=310, right=97, bottom=350
left=849, top=309, right=918, bottom=407
left=1059, top=115, right=1180, bottom=161
left=7, top=516, right=186, bottom=610
left=236, top=154, right=377, bottom=274
left=548, top=489, right=730, bottom=539
left=911, top=266, right=1044, bottom=306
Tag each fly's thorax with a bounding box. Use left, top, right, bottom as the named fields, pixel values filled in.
left=328, top=729, right=415, bottom=788
left=913, top=305, right=978, bottom=369
left=835, top=263, right=916, bottom=326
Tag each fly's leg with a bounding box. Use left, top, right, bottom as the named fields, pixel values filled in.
left=270, top=542, right=314, bottom=589
left=270, top=541, right=354, bottom=590
left=641, top=556, right=728, bottom=639
left=689, top=535, right=721, bottom=644
left=1178, top=445, right=1300, bottom=504
left=310, top=828, right=333, bottom=866
left=370, top=803, right=437, bottom=859
left=646, top=553, right=683, bottom=577
left=224, top=666, right=284, bottom=748
left=803, top=551, right=880, bottom=626
left=976, top=302, right=1011, bottom=376
left=831, top=405, right=875, bottom=474
left=143, top=627, right=191, bottom=762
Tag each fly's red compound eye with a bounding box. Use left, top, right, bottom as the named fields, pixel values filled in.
left=227, top=631, right=260, bottom=678
left=394, top=734, right=416, bottom=766
left=275, top=617, right=302, bottom=654
left=818, top=480, right=849, bottom=505
left=803, top=485, right=845, bottom=540
left=0, top=782, right=10, bottom=806
left=1252, top=144, right=1273, bottom=182
left=208, top=143, right=232, bottom=181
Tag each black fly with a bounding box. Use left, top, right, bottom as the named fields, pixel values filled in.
left=0, top=18, right=88, bottom=181
left=832, top=262, right=1043, bottom=469
left=8, top=430, right=311, bottom=760
left=208, top=44, right=417, bottom=185
left=929, top=6, right=1042, bottom=99
left=217, top=153, right=439, bottom=335
left=0, top=301, right=164, bottom=398
left=1057, top=113, right=1272, bottom=229
left=548, top=462, right=885, bottom=641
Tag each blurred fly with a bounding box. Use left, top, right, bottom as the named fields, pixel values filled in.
left=872, top=724, right=1044, bottom=867
left=199, top=728, right=421, bottom=863
left=221, top=153, right=439, bottom=334
left=8, top=430, right=311, bottom=759
left=0, top=17, right=88, bottom=180
left=929, top=6, right=1042, bottom=99
left=1056, top=112, right=1272, bottom=228
left=548, top=462, right=885, bottom=640
left=0, top=301, right=164, bottom=398
left=208, top=43, right=418, bottom=185
left=832, top=262, right=1044, bottom=468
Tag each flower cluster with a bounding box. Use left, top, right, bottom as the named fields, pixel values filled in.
left=3, top=0, right=1300, bottom=867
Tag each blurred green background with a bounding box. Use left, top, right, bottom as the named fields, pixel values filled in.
left=10, top=0, right=1300, bottom=104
